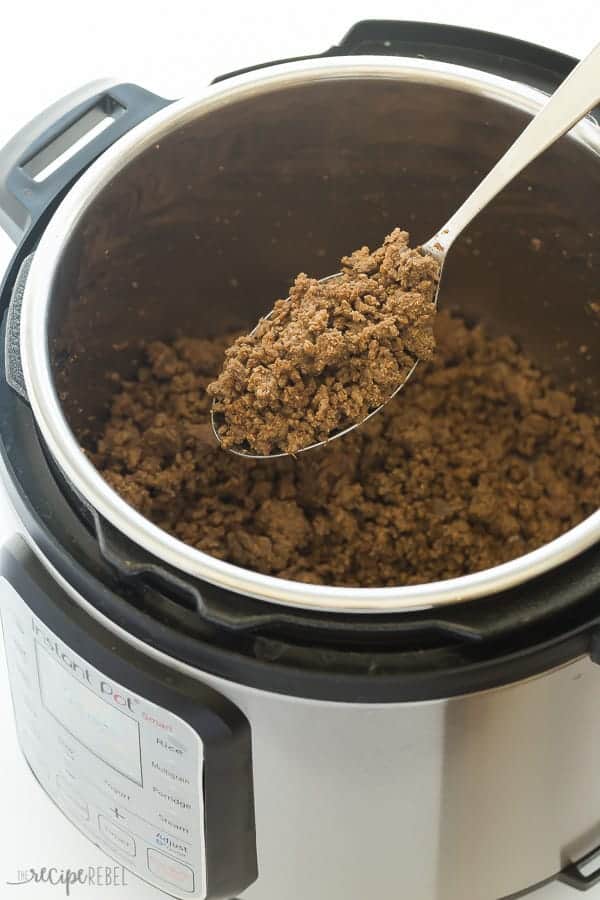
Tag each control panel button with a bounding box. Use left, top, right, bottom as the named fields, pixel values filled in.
left=151, top=784, right=193, bottom=814
left=107, top=806, right=128, bottom=823
left=147, top=849, right=195, bottom=893
left=9, top=612, right=25, bottom=636
left=21, top=739, right=50, bottom=786
left=21, top=694, right=38, bottom=719
left=12, top=636, right=28, bottom=661
left=99, top=816, right=136, bottom=857
left=103, top=778, right=133, bottom=805
left=57, top=776, right=90, bottom=822
left=151, top=831, right=190, bottom=859
left=13, top=660, right=33, bottom=690
left=157, top=811, right=192, bottom=839
left=155, top=735, right=188, bottom=758
left=150, top=759, right=191, bottom=787
left=57, top=735, right=77, bottom=762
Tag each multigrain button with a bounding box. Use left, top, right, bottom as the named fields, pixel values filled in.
left=151, top=759, right=191, bottom=787
left=98, top=816, right=136, bottom=857
left=147, top=849, right=195, bottom=893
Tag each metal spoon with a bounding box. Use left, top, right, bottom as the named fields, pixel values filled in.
left=213, top=40, right=600, bottom=459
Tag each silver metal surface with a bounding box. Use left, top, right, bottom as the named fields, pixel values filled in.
left=8, top=529, right=600, bottom=900
left=18, top=55, right=600, bottom=613
left=214, top=41, right=600, bottom=460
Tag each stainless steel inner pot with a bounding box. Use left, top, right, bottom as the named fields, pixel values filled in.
left=19, top=57, right=600, bottom=613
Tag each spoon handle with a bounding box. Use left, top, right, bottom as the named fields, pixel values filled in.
left=430, top=40, right=600, bottom=253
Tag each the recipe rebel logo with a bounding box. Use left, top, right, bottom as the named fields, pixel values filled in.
left=6, top=866, right=128, bottom=895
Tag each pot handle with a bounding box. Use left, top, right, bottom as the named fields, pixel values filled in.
left=559, top=844, right=600, bottom=891
left=0, top=80, right=170, bottom=244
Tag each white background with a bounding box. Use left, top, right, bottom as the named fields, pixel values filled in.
left=0, top=0, right=599, bottom=897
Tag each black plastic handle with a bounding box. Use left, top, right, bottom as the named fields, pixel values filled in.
left=559, top=846, right=600, bottom=891
left=212, top=19, right=580, bottom=105
left=0, top=80, right=170, bottom=244
left=337, top=19, right=578, bottom=78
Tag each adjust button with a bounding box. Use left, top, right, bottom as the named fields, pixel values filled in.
left=98, top=816, right=136, bottom=857
left=147, top=849, right=195, bottom=893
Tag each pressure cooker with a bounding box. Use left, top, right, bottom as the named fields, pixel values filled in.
left=0, top=20, right=599, bottom=900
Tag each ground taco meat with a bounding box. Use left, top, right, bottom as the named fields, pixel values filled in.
left=207, top=228, right=439, bottom=455
left=93, top=313, right=599, bottom=587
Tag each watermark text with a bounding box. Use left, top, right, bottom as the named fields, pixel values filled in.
left=7, top=866, right=127, bottom=895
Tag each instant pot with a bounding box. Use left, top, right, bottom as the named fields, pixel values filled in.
left=0, top=20, right=599, bottom=900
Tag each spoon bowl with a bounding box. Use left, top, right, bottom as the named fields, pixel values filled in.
left=212, top=40, right=600, bottom=459
left=210, top=269, right=427, bottom=460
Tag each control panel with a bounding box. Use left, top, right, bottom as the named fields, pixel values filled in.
left=1, top=576, right=205, bottom=897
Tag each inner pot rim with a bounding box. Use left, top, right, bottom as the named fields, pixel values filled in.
left=20, top=55, right=600, bottom=615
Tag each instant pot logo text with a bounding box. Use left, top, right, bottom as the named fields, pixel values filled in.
left=7, top=866, right=127, bottom=895
left=31, top=620, right=139, bottom=712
